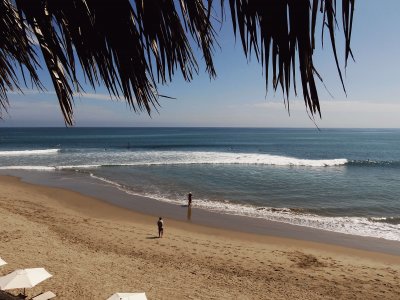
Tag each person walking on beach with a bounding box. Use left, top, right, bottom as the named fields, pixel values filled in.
left=187, top=192, right=192, bottom=207
left=157, top=217, right=164, bottom=238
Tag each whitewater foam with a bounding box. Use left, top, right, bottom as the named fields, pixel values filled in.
left=0, top=149, right=60, bottom=156
left=110, top=151, right=348, bottom=167
left=57, top=165, right=101, bottom=169
left=0, top=150, right=348, bottom=171
left=89, top=173, right=400, bottom=242
left=0, top=166, right=56, bottom=171
left=51, top=150, right=349, bottom=167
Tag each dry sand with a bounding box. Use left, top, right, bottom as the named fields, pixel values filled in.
left=0, top=175, right=399, bottom=299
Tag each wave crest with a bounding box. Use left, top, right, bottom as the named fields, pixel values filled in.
left=0, top=149, right=60, bottom=156
left=369, top=217, right=400, bottom=225
left=100, top=151, right=348, bottom=167
left=0, top=151, right=348, bottom=168
left=0, top=166, right=56, bottom=171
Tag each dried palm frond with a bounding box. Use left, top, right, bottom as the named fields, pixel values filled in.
left=0, top=0, right=355, bottom=125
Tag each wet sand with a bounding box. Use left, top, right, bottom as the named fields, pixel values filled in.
left=0, top=175, right=399, bottom=299
left=6, top=170, right=400, bottom=256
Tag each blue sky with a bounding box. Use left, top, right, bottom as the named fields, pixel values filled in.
left=2, top=1, right=400, bottom=128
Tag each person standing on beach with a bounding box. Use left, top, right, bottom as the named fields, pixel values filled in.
left=157, top=217, right=164, bottom=238
left=188, top=192, right=192, bottom=207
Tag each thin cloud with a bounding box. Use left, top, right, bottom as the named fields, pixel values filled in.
left=8, top=89, right=122, bottom=101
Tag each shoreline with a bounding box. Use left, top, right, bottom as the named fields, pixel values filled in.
left=2, top=170, right=400, bottom=256
left=1, top=175, right=400, bottom=299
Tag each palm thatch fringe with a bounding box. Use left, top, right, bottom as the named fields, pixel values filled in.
left=0, top=0, right=355, bottom=125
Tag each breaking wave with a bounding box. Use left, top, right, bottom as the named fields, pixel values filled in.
left=0, top=149, right=60, bottom=156
left=0, top=150, right=348, bottom=169
left=88, top=173, right=400, bottom=241
left=0, top=165, right=100, bottom=171
left=0, top=150, right=348, bottom=168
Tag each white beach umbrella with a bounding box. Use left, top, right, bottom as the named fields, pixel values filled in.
left=107, top=292, right=147, bottom=300
left=0, top=258, right=6, bottom=267
left=0, top=268, right=52, bottom=290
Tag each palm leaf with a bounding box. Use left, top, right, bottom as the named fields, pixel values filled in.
left=0, top=0, right=355, bottom=125
left=0, top=0, right=41, bottom=117
left=225, top=0, right=355, bottom=116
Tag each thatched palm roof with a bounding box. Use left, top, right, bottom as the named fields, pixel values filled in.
left=0, top=0, right=355, bottom=125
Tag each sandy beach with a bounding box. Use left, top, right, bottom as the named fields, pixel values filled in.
left=1, top=175, right=399, bottom=299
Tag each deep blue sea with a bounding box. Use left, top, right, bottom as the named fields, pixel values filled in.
left=1, top=127, right=400, bottom=241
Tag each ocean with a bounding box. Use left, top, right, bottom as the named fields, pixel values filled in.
left=1, top=127, right=399, bottom=241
